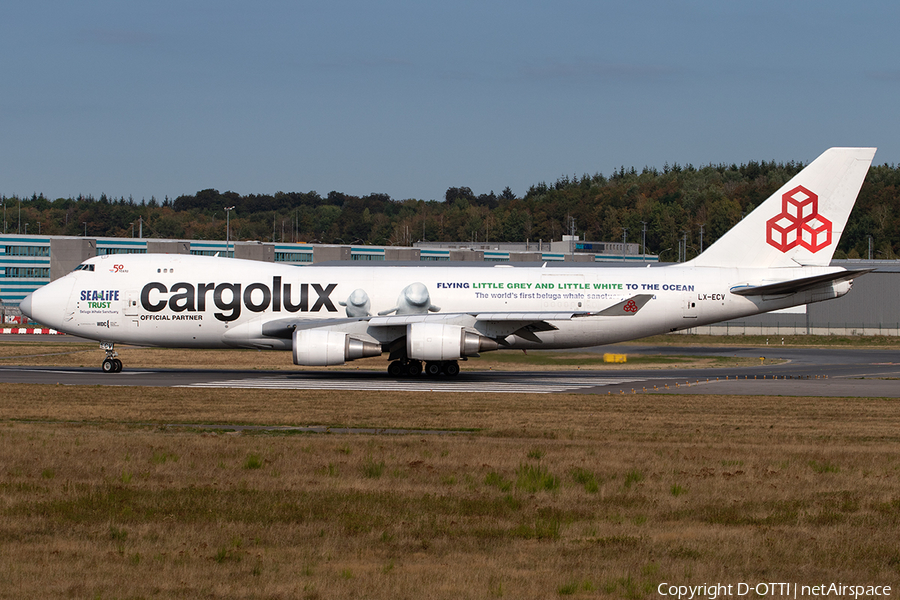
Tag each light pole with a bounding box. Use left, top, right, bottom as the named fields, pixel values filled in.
left=83, top=222, right=87, bottom=237
left=641, top=221, right=647, bottom=261
left=225, top=206, right=235, bottom=257
left=24, top=223, right=28, bottom=235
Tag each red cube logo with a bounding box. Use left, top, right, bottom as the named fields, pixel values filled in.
left=783, top=186, right=817, bottom=221
left=799, top=215, right=832, bottom=253
left=766, top=186, right=832, bottom=253
left=766, top=214, right=800, bottom=251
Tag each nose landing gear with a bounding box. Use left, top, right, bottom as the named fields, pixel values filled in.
left=100, top=342, right=123, bottom=373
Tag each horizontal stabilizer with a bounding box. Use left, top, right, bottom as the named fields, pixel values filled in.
left=729, top=268, right=873, bottom=296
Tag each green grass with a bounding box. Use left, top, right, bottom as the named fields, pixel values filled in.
left=516, top=463, right=559, bottom=493
left=623, top=468, right=644, bottom=489
left=243, top=453, right=263, bottom=470
left=108, top=525, right=128, bottom=542
left=570, top=467, right=599, bottom=493
left=809, top=460, right=840, bottom=474
left=558, top=579, right=595, bottom=595
left=512, top=515, right=561, bottom=540
left=484, top=471, right=513, bottom=492
left=361, top=455, right=386, bottom=479
left=151, top=449, right=179, bottom=465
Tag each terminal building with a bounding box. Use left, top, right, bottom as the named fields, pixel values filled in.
left=2, top=233, right=897, bottom=336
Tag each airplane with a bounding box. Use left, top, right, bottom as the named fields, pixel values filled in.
left=19, top=147, right=876, bottom=376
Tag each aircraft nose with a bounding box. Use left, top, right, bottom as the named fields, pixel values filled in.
left=19, top=293, right=33, bottom=320
left=19, top=277, right=76, bottom=330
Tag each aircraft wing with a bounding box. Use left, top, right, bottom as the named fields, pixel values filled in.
left=729, top=269, right=873, bottom=296
left=260, top=294, right=654, bottom=343
left=261, top=317, right=367, bottom=339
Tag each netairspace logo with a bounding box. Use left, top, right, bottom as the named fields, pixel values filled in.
left=657, top=582, right=892, bottom=600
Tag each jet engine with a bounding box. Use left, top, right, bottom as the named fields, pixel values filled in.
left=406, top=323, right=498, bottom=361
left=293, top=329, right=382, bottom=366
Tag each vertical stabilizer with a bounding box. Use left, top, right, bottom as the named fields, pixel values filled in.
left=688, top=147, right=876, bottom=268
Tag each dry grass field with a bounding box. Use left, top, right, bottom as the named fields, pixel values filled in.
left=1, top=341, right=899, bottom=599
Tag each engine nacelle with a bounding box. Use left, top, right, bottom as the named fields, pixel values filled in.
left=406, top=322, right=498, bottom=361
left=293, top=329, right=382, bottom=366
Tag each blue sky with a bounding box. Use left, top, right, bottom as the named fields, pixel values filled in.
left=2, top=1, right=898, bottom=203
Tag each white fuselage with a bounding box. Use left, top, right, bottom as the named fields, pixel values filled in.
left=26, top=253, right=850, bottom=352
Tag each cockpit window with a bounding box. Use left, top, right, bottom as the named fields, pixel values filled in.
left=73, top=264, right=95, bottom=272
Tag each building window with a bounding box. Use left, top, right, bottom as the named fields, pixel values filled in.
left=5, top=267, right=50, bottom=278
left=97, top=247, right=146, bottom=255
left=4, top=245, right=50, bottom=257
left=275, top=252, right=313, bottom=262
left=351, top=254, right=384, bottom=261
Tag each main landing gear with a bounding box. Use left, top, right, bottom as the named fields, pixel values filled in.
left=387, top=359, right=460, bottom=378
left=100, top=341, right=123, bottom=373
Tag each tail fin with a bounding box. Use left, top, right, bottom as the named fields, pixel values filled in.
left=688, top=147, right=876, bottom=268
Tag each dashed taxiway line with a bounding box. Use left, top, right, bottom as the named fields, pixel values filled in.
left=176, top=375, right=648, bottom=394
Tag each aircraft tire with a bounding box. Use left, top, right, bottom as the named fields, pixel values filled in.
left=425, top=362, right=442, bottom=377
left=387, top=361, right=404, bottom=377
left=102, top=359, right=115, bottom=373
left=113, top=359, right=123, bottom=373
left=406, top=361, right=423, bottom=376
left=443, top=361, right=460, bottom=377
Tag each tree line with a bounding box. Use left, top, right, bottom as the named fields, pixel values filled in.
left=3, top=158, right=899, bottom=261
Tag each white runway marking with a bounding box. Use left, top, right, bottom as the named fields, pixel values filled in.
left=177, top=375, right=648, bottom=394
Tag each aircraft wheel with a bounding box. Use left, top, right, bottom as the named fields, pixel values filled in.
left=102, top=358, right=115, bottom=373
left=425, top=362, right=442, bottom=377
left=387, top=361, right=404, bottom=377
left=406, top=361, right=422, bottom=376
left=113, top=359, right=123, bottom=373
left=443, top=361, right=460, bottom=377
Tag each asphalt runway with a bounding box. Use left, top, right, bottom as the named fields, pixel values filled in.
left=1, top=337, right=898, bottom=396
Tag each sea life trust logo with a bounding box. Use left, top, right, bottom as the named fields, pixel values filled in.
left=766, top=186, right=832, bottom=253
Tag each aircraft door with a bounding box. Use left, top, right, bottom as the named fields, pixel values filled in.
left=124, top=291, right=140, bottom=316
left=683, top=293, right=700, bottom=320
